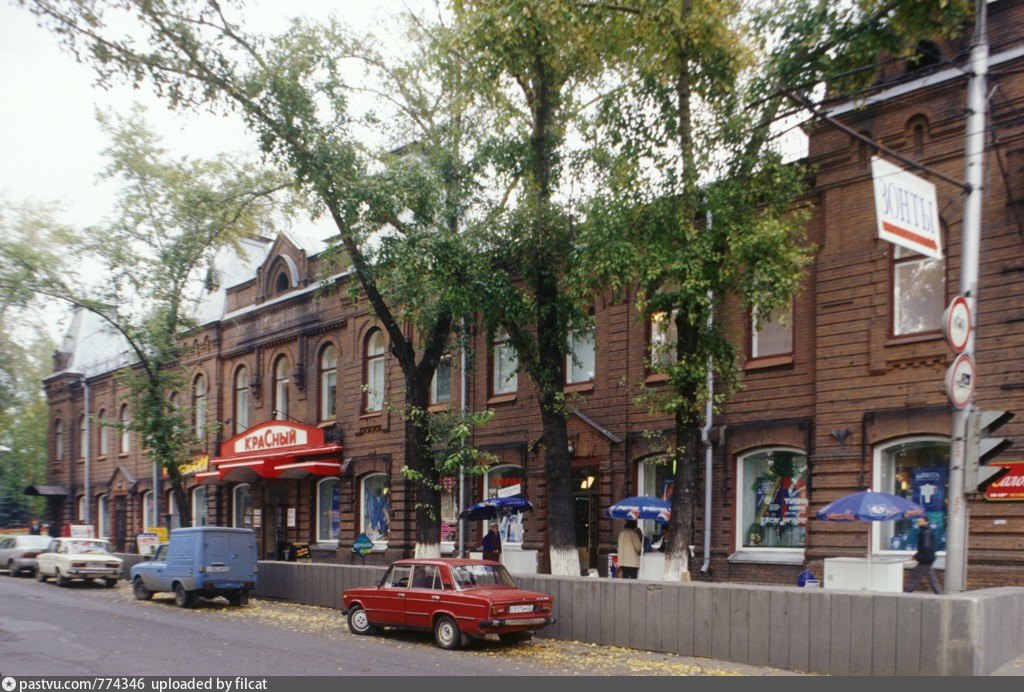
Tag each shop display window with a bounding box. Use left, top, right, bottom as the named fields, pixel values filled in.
left=362, top=474, right=390, bottom=544
left=233, top=484, right=252, bottom=529
left=737, top=449, right=808, bottom=549
left=875, top=438, right=949, bottom=553
left=483, top=465, right=525, bottom=545
left=317, top=478, right=342, bottom=542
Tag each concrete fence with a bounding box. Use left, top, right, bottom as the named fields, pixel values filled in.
left=117, top=556, right=1024, bottom=676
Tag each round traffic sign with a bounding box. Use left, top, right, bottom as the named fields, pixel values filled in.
left=943, top=296, right=971, bottom=353
left=945, top=353, right=975, bottom=410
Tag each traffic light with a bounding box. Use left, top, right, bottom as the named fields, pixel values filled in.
left=965, top=409, right=1015, bottom=491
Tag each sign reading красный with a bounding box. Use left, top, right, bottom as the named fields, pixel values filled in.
left=872, top=156, right=943, bottom=260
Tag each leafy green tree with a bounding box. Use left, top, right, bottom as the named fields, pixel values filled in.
left=0, top=111, right=288, bottom=526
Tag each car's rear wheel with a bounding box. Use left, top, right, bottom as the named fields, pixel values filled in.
left=347, top=605, right=380, bottom=636
left=433, top=614, right=462, bottom=650
left=6, top=560, right=16, bottom=576
left=103, top=577, right=118, bottom=588
left=132, top=577, right=153, bottom=601
left=226, top=591, right=249, bottom=607
left=36, top=567, right=47, bottom=583
left=499, top=632, right=533, bottom=645
left=55, top=569, right=70, bottom=587
left=173, top=583, right=195, bottom=608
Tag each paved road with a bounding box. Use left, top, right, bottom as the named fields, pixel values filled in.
left=0, top=571, right=804, bottom=677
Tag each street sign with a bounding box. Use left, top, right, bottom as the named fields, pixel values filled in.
left=352, top=532, right=374, bottom=557
left=945, top=353, right=975, bottom=410
left=943, top=296, right=971, bottom=353
left=872, top=157, right=943, bottom=260
left=984, top=462, right=1024, bottom=501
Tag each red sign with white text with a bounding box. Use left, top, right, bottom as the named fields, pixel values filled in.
left=984, top=462, right=1024, bottom=501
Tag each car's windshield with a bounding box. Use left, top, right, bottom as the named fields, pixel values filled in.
left=450, top=563, right=517, bottom=589
left=65, top=540, right=110, bottom=554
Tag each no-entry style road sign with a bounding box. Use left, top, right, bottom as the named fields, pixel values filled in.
left=946, top=353, right=976, bottom=410
left=943, top=295, right=972, bottom=354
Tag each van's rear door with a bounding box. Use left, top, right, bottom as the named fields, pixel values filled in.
left=204, top=532, right=256, bottom=585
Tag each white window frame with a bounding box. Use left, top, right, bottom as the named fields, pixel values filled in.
left=234, top=367, right=250, bottom=434
left=192, top=486, right=208, bottom=527
left=55, top=419, right=64, bottom=461
left=491, top=328, right=518, bottom=395
left=97, top=410, right=108, bottom=456
left=77, top=495, right=86, bottom=523
left=365, top=332, right=386, bottom=413
left=141, top=491, right=153, bottom=529
left=734, top=447, right=808, bottom=556
left=97, top=494, right=109, bottom=538
left=193, top=374, right=208, bottom=434
left=360, top=473, right=390, bottom=548
left=233, top=484, right=252, bottom=529
left=751, top=304, right=794, bottom=359
left=636, top=455, right=673, bottom=542
left=119, top=405, right=131, bottom=454
left=320, top=345, right=338, bottom=421
left=872, top=435, right=949, bottom=558
left=431, top=356, right=453, bottom=405
left=565, top=326, right=596, bottom=385
left=78, top=414, right=87, bottom=461
left=316, top=477, right=341, bottom=544
left=892, top=246, right=945, bottom=337
left=274, top=356, right=290, bottom=420
left=482, top=464, right=525, bottom=547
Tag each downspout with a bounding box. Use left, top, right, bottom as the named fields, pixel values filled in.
left=83, top=377, right=91, bottom=525
left=458, top=318, right=467, bottom=558
left=701, top=210, right=714, bottom=574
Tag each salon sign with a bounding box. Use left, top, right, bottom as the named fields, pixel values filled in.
left=984, top=462, right=1024, bottom=502
left=872, top=157, right=943, bottom=260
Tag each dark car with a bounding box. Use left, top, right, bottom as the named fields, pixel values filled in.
left=342, top=558, right=554, bottom=650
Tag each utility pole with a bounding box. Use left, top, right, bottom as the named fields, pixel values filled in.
left=82, top=376, right=91, bottom=525
left=946, top=0, right=989, bottom=594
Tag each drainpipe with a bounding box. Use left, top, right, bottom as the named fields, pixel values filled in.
left=458, top=318, right=467, bottom=558
left=700, top=291, right=714, bottom=574
left=82, top=377, right=91, bottom=525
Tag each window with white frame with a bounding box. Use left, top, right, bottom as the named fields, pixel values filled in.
left=649, top=310, right=678, bottom=370
left=192, top=374, right=207, bottom=435
left=233, top=484, right=252, bottom=529
left=736, top=449, right=808, bottom=550
left=893, top=245, right=944, bottom=336
left=234, top=366, right=250, bottom=434
left=97, top=409, right=108, bottom=456
left=317, top=478, right=341, bottom=543
left=167, top=491, right=182, bottom=529
left=566, top=325, right=596, bottom=384
left=431, top=356, right=452, bottom=405
left=192, top=486, right=208, bottom=527
left=637, top=455, right=674, bottom=544
left=491, top=328, right=518, bottom=395
left=54, top=419, right=64, bottom=462
left=361, top=474, right=390, bottom=544
left=77, top=495, right=85, bottom=522
left=141, top=491, right=153, bottom=529
left=78, top=414, right=86, bottom=460
left=751, top=304, right=793, bottom=359
left=483, top=465, right=525, bottom=545
left=273, top=356, right=290, bottom=420
left=97, top=494, right=109, bottom=538
left=119, top=405, right=131, bottom=454
left=320, top=345, right=338, bottom=421
left=874, top=437, right=949, bottom=553
left=364, top=331, right=386, bottom=413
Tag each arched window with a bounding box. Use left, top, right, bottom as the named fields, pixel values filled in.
left=319, top=345, right=338, bottom=421
left=637, top=455, right=674, bottom=544
left=192, top=373, right=207, bottom=435
left=275, top=271, right=290, bottom=293
left=54, top=419, right=64, bottom=462
left=192, top=486, right=208, bottom=527
left=78, top=414, right=87, bottom=460
left=233, top=366, right=250, bottom=434
left=273, top=355, right=290, bottom=420
left=874, top=437, right=949, bottom=555
left=364, top=331, right=386, bottom=413
left=361, top=473, right=390, bottom=544
left=483, top=465, right=525, bottom=546
left=141, top=490, right=153, bottom=529
left=97, top=409, right=109, bottom=456
left=233, top=484, right=252, bottom=528
left=736, top=448, right=809, bottom=551
left=77, top=495, right=85, bottom=522
left=97, top=494, right=110, bottom=538
left=566, top=323, right=596, bottom=385
left=167, top=491, right=182, bottom=530
left=119, top=405, right=131, bottom=453
left=317, top=478, right=341, bottom=543
left=491, top=328, right=518, bottom=395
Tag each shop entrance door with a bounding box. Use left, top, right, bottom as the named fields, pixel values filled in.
left=572, top=466, right=599, bottom=571
left=262, top=504, right=287, bottom=560
left=114, top=496, right=127, bottom=552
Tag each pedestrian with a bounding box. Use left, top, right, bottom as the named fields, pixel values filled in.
left=482, top=522, right=502, bottom=563
left=904, top=517, right=942, bottom=594
left=617, top=519, right=643, bottom=579
left=29, top=520, right=41, bottom=535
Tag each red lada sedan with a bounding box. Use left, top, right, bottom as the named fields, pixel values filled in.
left=342, top=558, right=555, bottom=649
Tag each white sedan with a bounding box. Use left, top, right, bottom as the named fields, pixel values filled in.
left=35, top=538, right=123, bottom=587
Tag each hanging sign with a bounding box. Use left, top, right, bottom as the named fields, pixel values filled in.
left=872, top=157, right=943, bottom=260
left=945, top=353, right=976, bottom=410
left=943, top=296, right=971, bottom=353
left=352, top=532, right=375, bottom=557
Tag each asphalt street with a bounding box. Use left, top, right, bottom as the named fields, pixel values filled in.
left=0, top=570, right=803, bottom=677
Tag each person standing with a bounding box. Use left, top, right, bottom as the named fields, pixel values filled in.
left=482, top=523, right=502, bottom=563
left=905, top=516, right=942, bottom=594
left=617, top=520, right=643, bottom=579
left=29, top=520, right=41, bottom=535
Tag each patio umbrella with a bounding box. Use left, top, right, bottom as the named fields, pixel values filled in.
left=605, top=496, right=671, bottom=579
left=459, top=496, right=534, bottom=521
left=816, top=490, right=926, bottom=586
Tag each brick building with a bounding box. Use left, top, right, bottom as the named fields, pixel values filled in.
left=39, top=2, right=1024, bottom=586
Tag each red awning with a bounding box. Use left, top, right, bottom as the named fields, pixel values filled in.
left=208, top=420, right=344, bottom=483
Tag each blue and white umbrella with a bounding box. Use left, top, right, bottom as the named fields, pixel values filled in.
left=816, top=491, right=924, bottom=522
left=604, top=496, right=671, bottom=524
left=459, top=496, right=534, bottom=521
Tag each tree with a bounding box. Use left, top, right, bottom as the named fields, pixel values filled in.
left=585, top=0, right=972, bottom=580
left=19, top=0, right=500, bottom=556
left=0, top=110, right=288, bottom=526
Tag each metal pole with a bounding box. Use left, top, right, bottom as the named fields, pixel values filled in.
left=82, top=378, right=91, bottom=525
left=701, top=288, right=714, bottom=574
left=458, top=318, right=467, bottom=558
left=946, top=0, right=988, bottom=594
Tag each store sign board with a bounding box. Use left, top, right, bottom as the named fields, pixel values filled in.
left=872, top=157, right=943, bottom=260
left=497, top=483, right=522, bottom=498
left=984, top=463, right=1024, bottom=501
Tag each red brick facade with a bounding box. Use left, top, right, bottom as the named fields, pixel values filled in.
left=43, top=3, right=1024, bottom=586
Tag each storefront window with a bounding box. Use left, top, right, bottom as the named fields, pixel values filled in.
left=192, top=486, right=208, bottom=527
left=737, top=449, right=808, bottom=550
left=637, top=455, right=674, bottom=544
left=441, top=479, right=458, bottom=550
left=483, top=465, right=525, bottom=545
left=876, top=438, right=949, bottom=553
left=97, top=494, right=109, bottom=538
left=317, top=478, right=342, bottom=543
left=361, top=474, right=390, bottom=544
left=233, top=484, right=252, bottom=529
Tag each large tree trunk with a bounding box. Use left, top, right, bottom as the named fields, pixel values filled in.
left=406, top=376, right=442, bottom=558
left=540, top=403, right=579, bottom=576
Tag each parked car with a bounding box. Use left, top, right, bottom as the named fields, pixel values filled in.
left=0, top=535, right=53, bottom=577
left=130, top=527, right=257, bottom=608
left=35, top=537, right=122, bottom=587
left=342, top=558, right=555, bottom=650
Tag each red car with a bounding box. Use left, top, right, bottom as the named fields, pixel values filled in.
left=342, top=558, right=555, bottom=649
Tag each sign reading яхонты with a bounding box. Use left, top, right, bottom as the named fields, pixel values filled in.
left=872, top=156, right=943, bottom=260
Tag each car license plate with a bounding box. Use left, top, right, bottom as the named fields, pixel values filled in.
left=207, top=566, right=229, bottom=572
left=220, top=582, right=242, bottom=589
left=509, top=604, right=534, bottom=614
